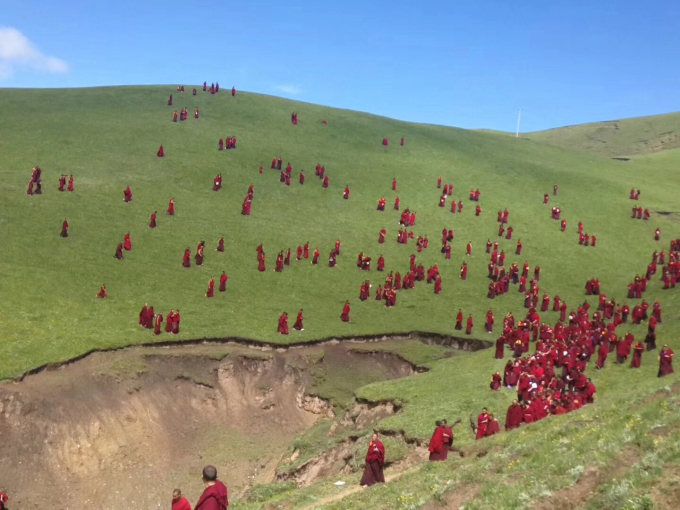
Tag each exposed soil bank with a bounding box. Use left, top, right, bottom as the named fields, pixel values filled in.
left=0, top=336, right=478, bottom=509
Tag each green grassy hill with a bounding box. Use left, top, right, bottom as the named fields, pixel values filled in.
left=2, top=87, right=680, bottom=509
left=525, top=111, right=680, bottom=158
left=2, top=86, right=679, bottom=381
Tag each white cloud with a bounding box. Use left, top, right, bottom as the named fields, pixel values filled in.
left=274, top=84, right=301, bottom=95
left=0, top=27, right=68, bottom=80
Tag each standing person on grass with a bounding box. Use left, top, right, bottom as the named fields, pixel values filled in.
left=360, top=433, right=385, bottom=486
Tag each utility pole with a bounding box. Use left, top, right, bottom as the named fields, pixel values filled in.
left=516, top=108, right=522, bottom=138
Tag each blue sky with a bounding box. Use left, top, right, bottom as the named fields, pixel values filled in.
left=1, top=1, right=678, bottom=132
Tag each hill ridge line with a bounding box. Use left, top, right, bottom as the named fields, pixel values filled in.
left=6, top=331, right=492, bottom=383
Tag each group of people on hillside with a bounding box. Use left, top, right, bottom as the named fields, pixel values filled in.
left=138, top=303, right=181, bottom=335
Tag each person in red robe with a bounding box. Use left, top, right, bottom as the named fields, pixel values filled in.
left=476, top=409, right=490, bottom=439
left=171, top=489, right=191, bottom=510
left=278, top=312, right=289, bottom=335
left=505, top=400, right=523, bottom=430
left=466, top=242, right=472, bottom=256
left=27, top=179, right=34, bottom=195
left=183, top=248, right=191, bottom=267
left=378, top=229, right=386, bottom=244
left=322, top=175, right=329, bottom=188
left=60, top=219, right=69, bottom=237
left=312, top=248, right=320, bottom=265
left=465, top=314, right=474, bottom=334
left=274, top=251, right=284, bottom=272
left=284, top=249, right=291, bottom=266
left=485, top=310, right=494, bottom=332
left=115, top=242, right=124, bottom=259
left=195, top=242, right=205, bottom=265
left=631, top=341, right=644, bottom=368
left=428, top=421, right=445, bottom=461
left=124, top=232, right=132, bottom=251
left=169, top=309, right=179, bottom=334
left=215, top=236, right=225, bottom=252
left=360, top=434, right=385, bottom=486
left=195, top=108, right=199, bottom=119
left=124, top=186, right=133, bottom=202
left=206, top=277, right=215, bottom=297
left=340, top=301, right=351, bottom=322
left=173, top=110, right=178, bottom=122
left=148, top=211, right=157, bottom=228
left=194, top=465, right=229, bottom=510
left=215, top=271, right=229, bottom=292
left=139, top=304, right=148, bottom=327
left=343, top=185, right=350, bottom=199
left=460, top=262, right=468, bottom=280
left=486, top=415, right=500, bottom=436
left=163, top=311, right=173, bottom=333
left=167, top=198, right=175, bottom=215
left=154, top=313, right=164, bottom=335
left=298, top=169, right=305, bottom=184
left=96, top=284, right=108, bottom=298
left=400, top=137, right=405, bottom=146
left=455, top=310, right=463, bottom=330
left=658, top=345, right=674, bottom=377
left=67, top=175, right=74, bottom=192
left=157, top=145, right=164, bottom=157
left=490, top=372, right=502, bottom=390
left=213, top=174, right=222, bottom=191
left=595, top=340, right=608, bottom=369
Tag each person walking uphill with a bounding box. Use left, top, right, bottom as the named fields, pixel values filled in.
left=194, top=465, right=228, bottom=509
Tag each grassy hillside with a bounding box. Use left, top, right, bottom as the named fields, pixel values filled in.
left=525, top=111, right=680, bottom=157
left=1, top=87, right=680, bottom=381
left=2, top=87, right=680, bottom=508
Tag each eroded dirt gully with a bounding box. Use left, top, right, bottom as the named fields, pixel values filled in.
left=0, top=334, right=488, bottom=510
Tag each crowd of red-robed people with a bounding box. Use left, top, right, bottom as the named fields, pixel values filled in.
left=30, top=83, right=675, bottom=500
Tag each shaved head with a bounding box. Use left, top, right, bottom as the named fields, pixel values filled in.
left=202, top=465, right=218, bottom=481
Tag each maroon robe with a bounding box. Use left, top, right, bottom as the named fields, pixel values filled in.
left=428, top=426, right=445, bottom=461
left=194, top=481, right=228, bottom=510
left=219, top=273, right=228, bottom=292
left=360, top=441, right=385, bottom=486
left=278, top=314, right=289, bottom=335
left=505, top=404, right=523, bottom=430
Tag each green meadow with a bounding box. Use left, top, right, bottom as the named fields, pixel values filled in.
left=2, top=86, right=680, bottom=508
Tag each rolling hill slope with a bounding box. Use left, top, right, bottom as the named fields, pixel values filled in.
left=525, top=111, right=680, bottom=158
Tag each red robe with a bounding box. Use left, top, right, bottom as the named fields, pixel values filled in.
left=149, top=213, right=157, bottom=228
left=217, top=237, right=225, bottom=252
left=428, top=426, right=445, bottom=461
left=476, top=413, right=489, bottom=439
left=340, top=303, right=351, bottom=322
left=631, top=342, right=643, bottom=368
left=206, top=279, right=214, bottom=297
left=167, top=200, right=175, bottom=215
left=659, top=348, right=674, bottom=377
left=183, top=249, right=191, bottom=267
left=193, top=481, right=229, bottom=510
left=115, top=243, right=124, bottom=259
left=172, top=497, right=192, bottom=510
left=124, top=234, right=131, bottom=251
left=360, top=440, right=385, bottom=486
left=219, top=273, right=228, bottom=292
left=154, top=314, right=163, bottom=335
left=466, top=316, right=473, bottom=334
left=293, top=312, right=304, bottom=330
left=96, top=286, right=108, bottom=298
left=455, top=311, right=463, bottom=330
left=67, top=177, right=74, bottom=191
left=278, top=314, right=289, bottom=335
left=157, top=145, right=164, bottom=157
left=505, top=404, right=523, bottom=430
